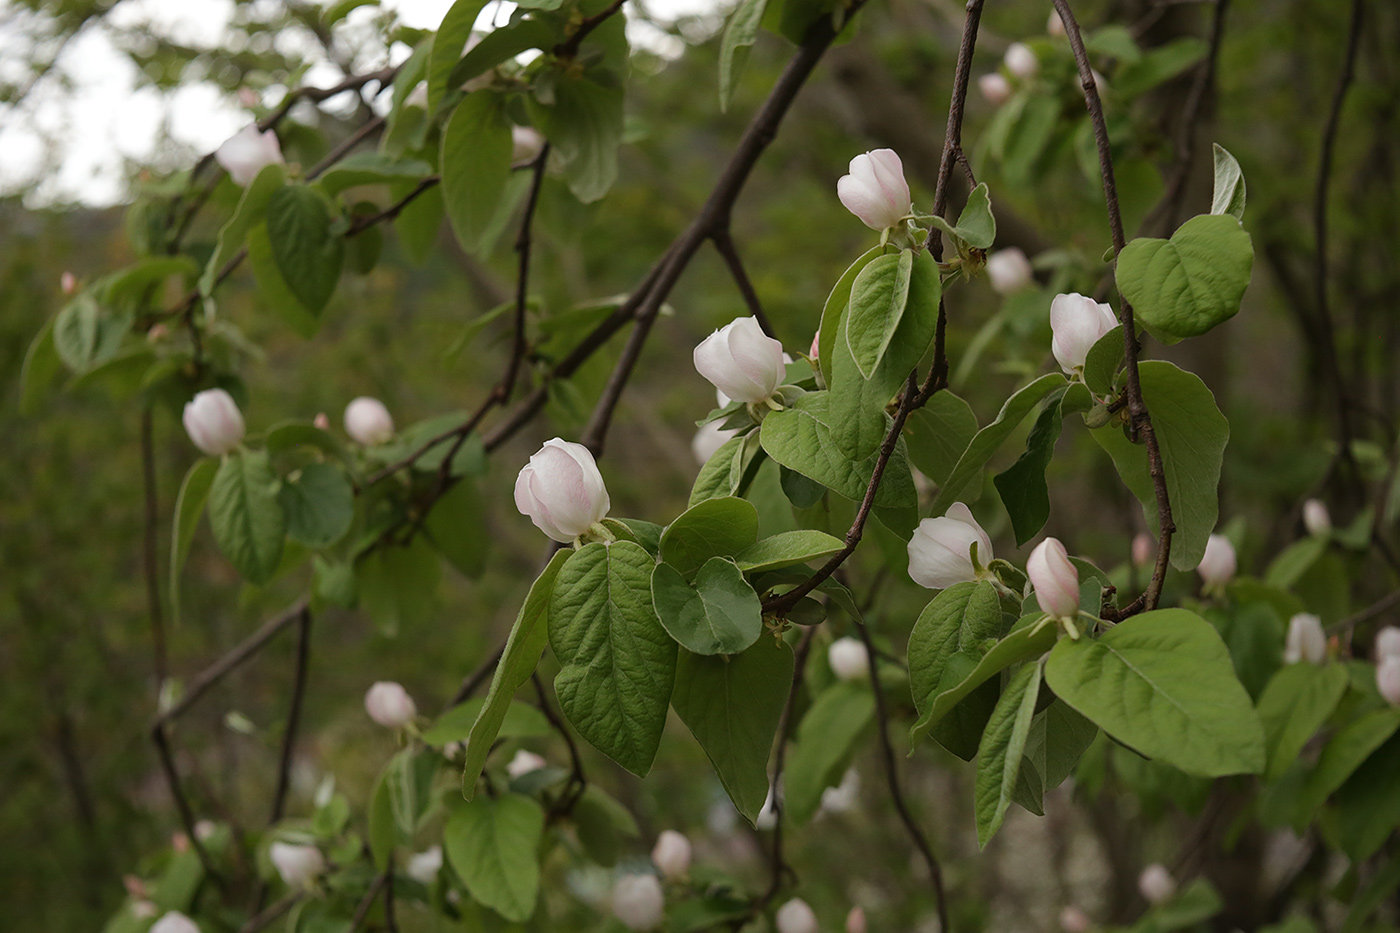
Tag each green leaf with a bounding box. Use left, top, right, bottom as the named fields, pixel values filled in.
left=265, top=184, right=344, bottom=313
left=904, top=391, right=979, bottom=487
left=571, top=785, right=640, bottom=866
left=169, top=457, right=219, bottom=624
left=718, top=0, right=767, bottom=110
left=1114, top=37, right=1208, bottom=97
left=659, top=497, right=759, bottom=578
left=1089, top=361, right=1228, bottom=569
left=208, top=450, right=286, bottom=585
left=423, top=479, right=490, bottom=578
left=19, top=314, right=62, bottom=414
left=367, top=768, right=396, bottom=868
left=278, top=462, right=353, bottom=549
left=1082, top=325, right=1124, bottom=398
left=427, top=0, right=492, bottom=112
left=1256, top=661, right=1348, bottom=781
left=993, top=394, right=1064, bottom=545
left=671, top=638, right=793, bottom=823
left=908, top=581, right=1007, bottom=717
left=929, top=182, right=996, bottom=250
left=265, top=422, right=353, bottom=468
left=784, top=682, right=875, bottom=826
left=1210, top=144, right=1246, bottom=221
left=357, top=537, right=441, bottom=636
left=1044, top=608, right=1265, bottom=777
left=844, top=250, right=913, bottom=380
left=1265, top=536, right=1327, bottom=590
left=930, top=373, right=1067, bottom=515
left=690, top=435, right=745, bottom=507
left=975, top=661, right=1042, bottom=847
left=441, top=91, right=513, bottom=254
left=316, top=153, right=432, bottom=196
left=448, top=20, right=558, bottom=89
left=444, top=793, right=544, bottom=923
left=549, top=542, right=676, bottom=776
left=652, top=558, right=763, bottom=656
left=1297, top=707, right=1400, bottom=817
left=202, top=162, right=285, bottom=296
left=733, top=531, right=844, bottom=573
left=247, top=223, right=319, bottom=337
left=1334, top=734, right=1400, bottom=862
left=1115, top=213, right=1254, bottom=341
left=1012, top=700, right=1099, bottom=815
left=392, top=178, right=445, bottom=265
left=1340, top=856, right=1400, bottom=933
left=462, top=549, right=569, bottom=798
left=817, top=246, right=883, bottom=384
left=422, top=697, right=549, bottom=746
left=52, top=293, right=129, bottom=374
left=527, top=70, right=624, bottom=203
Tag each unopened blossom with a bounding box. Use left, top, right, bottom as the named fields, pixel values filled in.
left=1378, top=657, right=1400, bottom=706
left=1028, top=537, right=1079, bottom=621
left=1284, top=613, right=1327, bottom=665
left=986, top=248, right=1034, bottom=294
left=1132, top=533, right=1154, bottom=567
left=1004, top=42, right=1039, bottom=80
left=820, top=767, right=861, bottom=815
left=1197, top=534, right=1237, bottom=587
left=1377, top=627, right=1400, bottom=662
left=1303, top=499, right=1332, bottom=537
left=343, top=397, right=395, bottom=445
left=313, top=412, right=330, bottom=431
left=692, top=420, right=737, bottom=465
left=907, top=502, right=994, bottom=590
left=1138, top=863, right=1176, bottom=905
left=776, top=898, right=819, bottom=933
left=978, top=72, right=1012, bottom=105
left=1050, top=292, right=1118, bottom=376
left=828, top=637, right=870, bottom=681
left=183, top=388, right=245, bottom=456
left=507, top=749, right=547, bottom=778
left=364, top=681, right=417, bottom=728
left=837, top=149, right=912, bottom=231
left=1059, top=906, right=1090, bottom=932
left=612, top=874, right=665, bottom=930
left=1047, top=11, right=1066, bottom=37
left=693, top=316, right=787, bottom=404
left=809, top=330, right=821, bottom=360
left=132, top=901, right=159, bottom=920
left=151, top=911, right=200, bottom=933
left=60, top=271, right=77, bottom=294
left=846, top=905, right=868, bottom=933
left=651, top=830, right=692, bottom=880
left=269, top=841, right=325, bottom=888
left=514, top=438, right=612, bottom=543
left=512, top=126, right=545, bottom=166
left=215, top=124, right=283, bottom=186
left=194, top=820, right=217, bottom=842
left=405, top=846, right=443, bottom=884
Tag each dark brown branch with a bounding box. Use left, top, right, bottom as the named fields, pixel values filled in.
left=1053, top=0, right=1176, bottom=614
left=533, top=671, right=588, bottom=815
left=140, top=405, right=168, bottom=684
left=258, top=67, right=399, bottom=134
left=346, top=177, right=441, bottom=236
left=926, top=0, right=986, bottom=252
left=712, top=228, right=777, bottom=339
left=349, top=871, right=389, bottom=931
left=448, top=642, right=509, bottom=708
left=236, top=893, right=302, bottom=933
left=1327, top=588, right=1400, bottom=638
left=502, top=146, right=552, bottom=408
left=269, top=608, right=312, bottom=824
left=757, top=627, right=817, bottom=912
left=152, top=722, right=221, bottom=884
left=554, top=0, right=626, bottom=59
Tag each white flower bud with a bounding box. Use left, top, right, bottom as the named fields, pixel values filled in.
left=650, top=830, right=692, bottom=880
left=820, top=767, right=861, bottom=815
left=194, top=820, right=217, bottom=842
left=755, top=786, right=778, bottom=830
left=215, top=124, right=284, bottom=187
left=343, top=396, right=395, bottom=446
left=776, top=898, right=819, bottom=933
left=151, top=911, right=200, bottom=933
left=986, top=248, right=1034, bottom=295
left=1028, top=537, right=1080, bottom=621
left=1138, top=863, right=1176, bottom=905
left=512, top=126, right=545, bottom=166
left=828, top=637, right=869, bottom=681
left=313, top=412, right=330, bottom=431
left=846, top=905, right=867, bottom=933
left=1378, top=656, right=1400, bottom=706
left=907, top=502, right=993, bottom=590
left=269, top=842, right=326, bottom=888
left=1132, top=533, right=1154, bottom=567
left=132, top=901, right=159, bottom=920
left=1059, top=906, right=1089, bottom=932
left=364, top=681, right=417, bottom=728
left=1197, top=534, right=1237, bottom=587
left=1376, top=627, right=1400, bottom=662
left=405, top=845, right=443, bottom=884
left=693, top=316, right=787, bottom=404
left=978, top=72, right=1012, bottom=105
left=1284, top=613, right=1327, bottom=665
left=837, top=149, right=913, bottom=231
left=692, top=421, right=738, bottom=466
left=404, top=82, right=428, bottom=109
left=612, top=874, right=665, bottom=930
left=514, top=438, right=612, bottom=542
left=507, top=749, right=547, bottom=778
left=1050, top=293, right=1118, bottom=376
left=1303, top=499, right=1332, bottom=537
left=1047, top=11, right=1066, bottom=37
left=60, top=271, right=77, bottom=294
left=182, top=388, right=246, bottom=456
left=1004, top=42, right=1039, bottom=80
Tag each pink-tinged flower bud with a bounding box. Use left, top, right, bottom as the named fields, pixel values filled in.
left=123, top=875, right=149, bottom=898
left=651, top=830, right=692, bottom=880
left=612, top=874, right=665, bottom=930
left=405, top=845, right=443, bottom=884
left=237, top=87, right=259, bottom=108
left=1303, top=499, right=1331, bottom=537
left=1197, top=534, right=1237, bottom=587
left=1050, top=293, right=1118, bottom=375
left=364, top=681, right=417, bottom=728
left=1059, top=906, right=1089, bottom=932
left=1004, top=42, right=1039, bottom=80
left=978, top=72, right=1012, bottom=105
left=313, top=412, right=330, bottom=431
left=846, top=906, right=867, bottom=933
left=907, top=502, right=994, bottom=590
left=147, top=323, right=169, bottom=343
left=837, top=149, right=913, bottom=231
left=1029, top=537, right=1080, bottom=620
left=1047, top=11, right=1066, bottom=37
left=172, top=832, right=189, bottom=853
left=151, top=911, right=201, bottom=933
left=692, top=421, right=737, bottom=466
left=1378, top=657, right=1400, bottom=706
left=269, top=842, right=326, bottom=888
left=514, top=438, right=612, bottom=543
left=60, top=271, right=77, bottom=294
left=1138, top=863, right=1176, bottom=904
left=986, top=248, right=1034, bottom=294
left=1284, top=613, right=1327, bottom=665
left=511, top=126, right=545, bottom=166
left=776, top=898, right=819, bottom=933
left=809, top=330, right=821, bottom=359
left=1132, top=533, right=1154, bottom=568
left=343, top=396, right=395, bottom=445
left=215, top=124, right=284, bottom=187
left=507, top=749, right=547, bottom=778
left=1376, top=627, right=1400, bottom=662
left=182, top=388, right=245, bottom=456
left=693, top=316, right=787, bottom=404
left=828, top=637, right=869, bottom=681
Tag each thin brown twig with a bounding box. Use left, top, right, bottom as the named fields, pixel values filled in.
left=756, top=627, right=817, bottom=914
left=152, top=722, right=222, bottom=885
left=533, top=671, right=588, bottom=815
left=236, top=893, right=302, bottom=933
left=712, top=228, right=778, bottom=339
left=349, top=871, right=390, bottom=930
left=269, top=608, right=312, bottom=824
left=1327, top=588, right=1400, bottom=638
left=554, top=0, right=626, bottom=59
